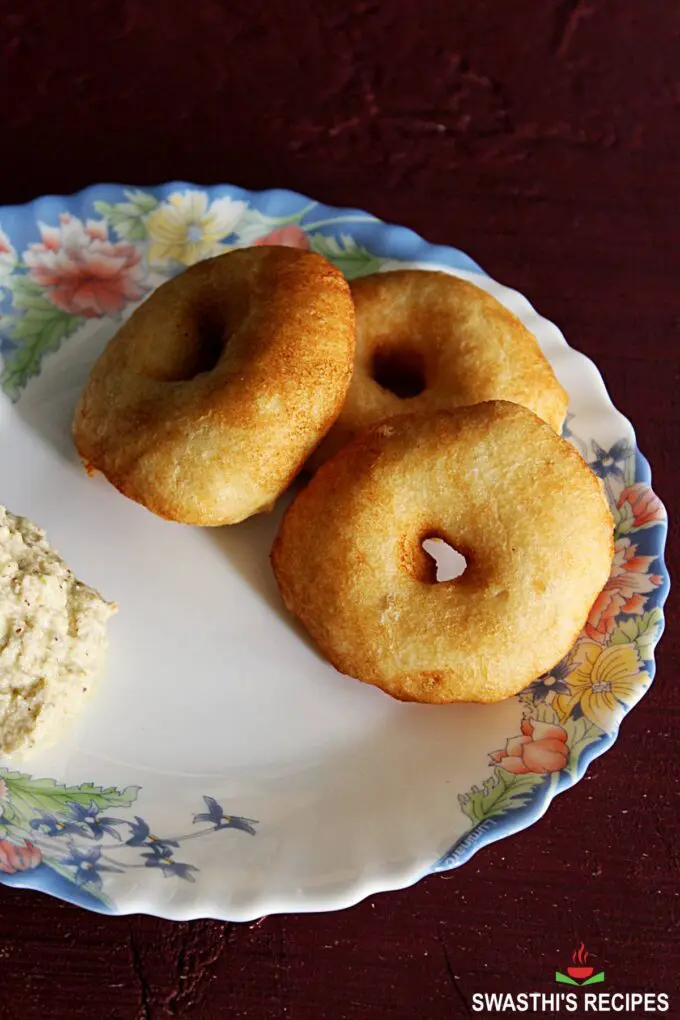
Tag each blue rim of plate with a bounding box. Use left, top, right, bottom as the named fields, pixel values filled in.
left=434, top=442, right=669, bottom=874
left=0, top=182, right=670, bottom=917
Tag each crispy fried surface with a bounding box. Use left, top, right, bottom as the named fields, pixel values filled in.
left=73, top=248, right=355, bottom=525
left=272, top=402, right=613, bottom=704
left=310, top=271, right=568, bottom=467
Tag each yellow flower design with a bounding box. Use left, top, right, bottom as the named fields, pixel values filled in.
left=146, top=191, right=246, bottom=266
left=553, top=641, right=648, bottom=732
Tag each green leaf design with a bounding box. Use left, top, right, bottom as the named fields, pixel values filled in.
left=0, top=801, right=14, bottom=826
left=308, top=233, right=383, bottom=280
left=0, top=770, right=139, bottom=827
left=1, top=292, right=85, bottom=400
left=528, top=700, right=561, bottom=726
left=94, top=188, right=158, bottom=241
left=610, top=608, right=663, bottom=660
left=233, top=203, right=317, bottom=246
left=459, top=768, right=547, bottom=825
left=623, top=449, right=636, bottom=488
left=7, top=275, right=48, bottom=309
left=562, top=714, right=602, bottom=775
left=123, top=189, right=159, bottom=214
left=612, top=498, right=634, bottom=538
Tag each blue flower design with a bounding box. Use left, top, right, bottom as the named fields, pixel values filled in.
left=29, top=812, right=83, bottom=838
left=525, top=658, right=571, bottom=702
left=590, top=439, right=633, bottom=481
left=561, top=413, right=588, bottom=458
left=64, top=801, right=124, bottom=841
left=561, top=413, right=576, bottom=440
left=125, top=816, right=178, bottom=853
left=193, top=796, right=257, bottom=835
left=61, top=845, right=123, bottom=889
left=141, top=843, right=198, bottom=882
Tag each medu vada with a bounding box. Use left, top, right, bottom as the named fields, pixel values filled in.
left=272, top=401, right=613, bottom=704
left=310, top=270, right=568, bottom=467
left=73, top=247, right=355, bottom=525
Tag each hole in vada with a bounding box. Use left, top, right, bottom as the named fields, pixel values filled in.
left=421, top=537, right=467, bottom=583
left=184, top=316, right=227, bottom=379
left=371, top=348, right=426, bottom=398
left=154, top=315, right=227, bottom=382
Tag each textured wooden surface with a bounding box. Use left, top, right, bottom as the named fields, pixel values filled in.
left=0, top=1, right=678, bottom=1017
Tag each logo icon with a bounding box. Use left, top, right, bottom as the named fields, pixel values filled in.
left=555, top=942, right=605, bottom=986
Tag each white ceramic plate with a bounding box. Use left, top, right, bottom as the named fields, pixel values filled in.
left=0, top=184, right=668, bottom=919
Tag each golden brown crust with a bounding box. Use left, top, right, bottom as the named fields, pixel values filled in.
left=309, top=270, right=569, bottom=467
left=73, top=248, right=356, bottom=525
left=272, top=401, right=614, bottom=704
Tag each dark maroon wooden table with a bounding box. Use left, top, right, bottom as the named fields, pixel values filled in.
left=0, top=2, right=677, bottom=1017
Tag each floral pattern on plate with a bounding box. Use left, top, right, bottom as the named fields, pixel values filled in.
left=0, top=183, right=669, bottom=916
left=437, top=439, right=667, bottom=870
left=0, top=772, right=257, bottom=911
left=0, top=187, right=384, bottom=400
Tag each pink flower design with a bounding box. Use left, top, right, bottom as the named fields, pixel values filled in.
left=0, top=838, right=42, bottom=874
left=617, top=483, right=666, bottom=530
left=489, top=718, right=569, bottom=775
left=0, top=225, right=16, bottom=281
left=586, top=537, right=663, bottom=643
left=252, top=225, right=310, bottom=249
left=0, top=778, right=6, bottom=800
left=23, top=213, right=147, bottom=317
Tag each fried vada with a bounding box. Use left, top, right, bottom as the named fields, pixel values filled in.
left=273, top=401, right=613, bottom=703
left=73, top=247, right=355, bottom=525
left=310, top=270, right=568, bottom=467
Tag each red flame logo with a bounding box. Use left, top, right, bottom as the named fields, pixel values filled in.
left=567, top=942, right=594, bottom=980
left=573, top=942, right=589, bottom=966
